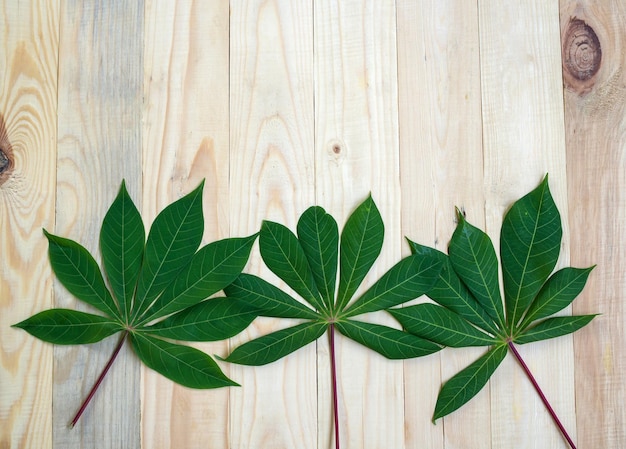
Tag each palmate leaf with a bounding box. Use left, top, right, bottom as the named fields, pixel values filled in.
left=224, top=195, right=443, bottom=366
left=221, top=195, right=444, bottom=447
left=395, top=175, right=596, bottom=440
left=13, top=179, right=257, bottom=426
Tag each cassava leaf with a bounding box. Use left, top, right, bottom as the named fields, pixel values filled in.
left=401, top=176, right=596, bottom=444
left=448, top=214, right=506, bottom=329
left=100, top=180, right=144, bottom=321
left=139, top=234, right=258, bottom=323
left=131, top=332, right=237, bottom=388
left=12, top=309, right=122, bottom=345
left=225, top=273, right=320, bottom=320
left=336, top=195, right=384, bottom=311
left=222, top=195, right=443, bottom=449
left=143, top=297, right=257, bottom=341
left=433, top=344, right=507, bottom=422
left=519, top=266, right=594, bottom=330
left=343, top=254, right=442, bottom=317
left=407, top=240, right=500, bottom=335
left=132, top=181, right=205, bottom=321
left=222, top=321, right=327, bottom=366
left=259, top=220, right=325, bottom=312
left=501, top=175, right=562, bottom=327
left=389, top=304, right=496, bottom=347
left=515, top=315, right=597, bottom=344
left=335, top=320, right=441, bottom=359
left=297, top=206, right=339, bottom=310
left=14, top=179, right=253, bottom=426
left=44, top=230, right=120, bottom=319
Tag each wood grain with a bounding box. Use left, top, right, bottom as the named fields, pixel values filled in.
left=396, top=1, right=490, bottom=448
left=560, top=1, right=626, bottom=447
left=54, top=1, right=143, bottom=447
left=1, top=1, right=624, bottom=447
left=478, top=1, right=574, bottom=447
left=0, top=1, right=58, bottom=448
left=141, top=1, right=231, bottom=447
left=229, top=1, right=316, bottom=448
left=314, top=1, right=402, bottom=448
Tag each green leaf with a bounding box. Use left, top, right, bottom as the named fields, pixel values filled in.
left=515, top=315, right=596, bottom=344
left=408, top=240, right=499, bottom=335
left=260, top=220, right=325, bottom=312
left=223, top=321, right=327, bottom=366
left=519, top=266, right=594, bottom=330
left=131, top=332, right=237, bottom=388
left=343, top=253, right=442, bottom=317
left=13, top=309, right=121, bottom=345
left=448, top=214, right=505, bottom=329
left=297, top=206, right=339, bottom=311
left=433, top=344, right=507, bottom=421
left=143, top=297, right=257, bottom=341
left=501, top=175, right=562, bottom=327
left=389, top=304, right=496, bottom=347
left=44, top=230, right=120, bottom=319
left=100, top=180, right=145, bottom=321
left=132, top=181, right=205, bottom=320
left=335, top=320, right=441, bottom=359
left=336, top=195, right=384, bottom=310
left=224, top=273, right=320, bottom=320
left=140, top=235, right=258, bottom=323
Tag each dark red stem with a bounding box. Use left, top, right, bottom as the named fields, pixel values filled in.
left=507, top=341, right=577, bottom=449
left=70, top=332, right=128, bottom=428
left=329, top=323, right=340, bottom=449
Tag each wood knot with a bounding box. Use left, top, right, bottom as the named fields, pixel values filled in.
left=0, top=113, right=13, bottom=185
left=326, top=139, right=346, bottom=165
left=562, top=18, right=601, bottom=95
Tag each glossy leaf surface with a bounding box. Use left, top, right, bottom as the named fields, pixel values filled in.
left=13, top=180, right=256, bottom=424
left=224, top=195, right=443, bottom=366
left=395, top=176, right=596, bottom=425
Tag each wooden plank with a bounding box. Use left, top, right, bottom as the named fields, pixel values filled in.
left=0, top=1, right=58, bottom=448
left=54, top=1, right=143, bottom=447
left=140, top=1, right=231, bottom=447
left=228, top=1, right=316, bottom=447
left=314, top=1, right=403, bottom=448
left=396, top=1, right=490, bottom=448
left=478, top=1, right=573, bottom=447
left=560, top=1, right=626, bottom=447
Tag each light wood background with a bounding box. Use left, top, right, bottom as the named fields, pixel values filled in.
left=1, top=1, right=624, bottom=448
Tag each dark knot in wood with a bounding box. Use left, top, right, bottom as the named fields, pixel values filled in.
left=562, top=18, right=601, bottom=94
left=0, top=113, right=13, bottom=185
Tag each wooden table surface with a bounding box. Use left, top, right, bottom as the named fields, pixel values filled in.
left=1, top=1, right=624, bottom=448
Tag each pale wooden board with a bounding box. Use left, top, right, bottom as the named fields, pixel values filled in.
left=314, top=1, right=402, bottom=447
left=560, top=1, right=626, bottom=447
left=140, top=1, right=231, bottom=447
left=2, top=0, right=625, bottom=447
left=396, top=1, right=491, bottom=448
left=478, top=1, right=575, bottom=447
left=54, top=1, right=143, bottom=447
left=228, top=1, right=316, bottom=448
left=0, top=1, right=58, bottom=448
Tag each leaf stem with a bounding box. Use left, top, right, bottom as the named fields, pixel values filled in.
left=329, top=323, right=340, bottom=449
left=507, top=341, right=577, bottom=449
left=70, top=332, right=128, bottom=428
